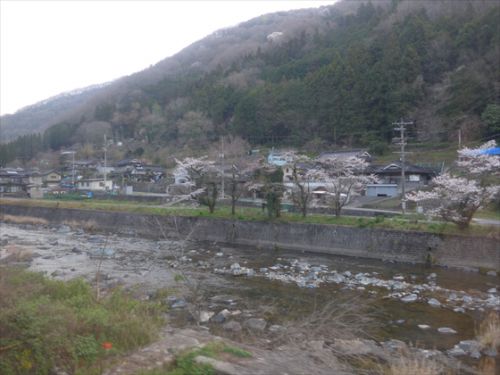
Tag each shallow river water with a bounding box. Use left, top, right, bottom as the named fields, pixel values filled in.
left=1, top=222, right=498, bottom=371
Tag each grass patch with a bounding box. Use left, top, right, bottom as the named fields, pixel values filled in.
left=475, top=207, right=500, bottom=220
left=0, top=267, right=166, bottom=375
left=139, top=341, right=251, bottom=375
left=1, top=198, right=497, bottom=237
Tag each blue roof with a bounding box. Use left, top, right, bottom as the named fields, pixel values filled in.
left=478, top=147, right=500, bottom=156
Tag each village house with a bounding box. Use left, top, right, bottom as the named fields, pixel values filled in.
left=267, top=149, right=293, bottom=166
left=366, top=162, right=437, bottom=197
left=23, top=170, right=44, bottom=198
left=0, top=168, right=26, bottom=195
left=41, top=170, right=62, bottom=188
left=76, top=178, right=113, bottom=192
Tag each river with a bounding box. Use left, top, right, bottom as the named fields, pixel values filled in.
left=0, top=222, right=498, bottom=372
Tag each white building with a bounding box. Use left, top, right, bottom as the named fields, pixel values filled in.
left=76, top=178, right=113, bottom=191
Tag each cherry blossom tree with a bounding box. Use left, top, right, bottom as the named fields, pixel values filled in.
left=407, top=141, right=499, bottom=228
left=174, top=156, right=219, bottom=213
left=307, top=156, right=378, bottom=217
left=457, top=140, right=500, bottom=175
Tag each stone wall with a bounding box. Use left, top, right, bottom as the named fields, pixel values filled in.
left=1, top=204, right=498, bottom=271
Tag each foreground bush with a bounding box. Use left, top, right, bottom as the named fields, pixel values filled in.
left=0, top=267, right=165, bottom=375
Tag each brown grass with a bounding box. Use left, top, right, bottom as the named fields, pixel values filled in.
left=387, top=358, right=443, bottom=375
left=0, top=214, right=48, bottom=225
left=62, top=219, right=98, bottom=232
left=384, top=350, right=449, bottom=375
left=477, top=312, right=500, bottom=351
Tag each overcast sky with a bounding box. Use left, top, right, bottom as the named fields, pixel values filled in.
left=0, top=0, right=337, bottom=116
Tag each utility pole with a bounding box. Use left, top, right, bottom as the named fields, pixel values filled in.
left=103, top=134, right=107, bottom=191
left=393, top=119, right=413, bottom=214
left=220, top=136, right=225, bottom=199
left=71, top=151, right=75, bottom=188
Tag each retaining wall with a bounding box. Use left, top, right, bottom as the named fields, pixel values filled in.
left=1, top=204, right=498, bottom=271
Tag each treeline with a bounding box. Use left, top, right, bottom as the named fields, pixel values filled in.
left=0, top=121, right=78, bottom=165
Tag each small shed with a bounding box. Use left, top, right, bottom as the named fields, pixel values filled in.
left=366, top=184, right=398, bottom=197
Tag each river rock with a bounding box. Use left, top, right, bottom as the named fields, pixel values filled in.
left=381, top=339, right=407, bottom=352
left=211, top=309, right=231, bottom=324
left=401, top=294, right=418, bottom=303
left=243, top=318, right=267, bottom=332
left=458, top=340, right=481, bottom=353
left=447, top=346, right=466, bottom=356
left=328, top=273, right=346, bottom=283
left=57, top=225, right=71, bottom=233
left=486, top=271, right=497, bottom=277
left=268, top=324, right=286, bottom=333
left=487, top=288, right=497, bottom=294
left=333, top=339, right=385, bottom=357
left=71, top=247, right=82, bottom=254
left=428, top=298, right=441, bottom=307
left=89, top=248, right=115, bottom=258
left=418, top=324, right=431, bottom=330
left=438, top=327, right=457, bottom=334
left=171, top=299, right=187, bottom=309
left=198, top=311, right=214, bottom=323
left=461, top=341, right=482, bottom=358
left=222, top=320, right=242, bottom=332
left=462, top=295, right=473, bottom=304
left=211, top=295, right=237, bottom=304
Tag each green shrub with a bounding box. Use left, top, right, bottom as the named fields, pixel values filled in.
left=0, top=267, right=165, bottom=374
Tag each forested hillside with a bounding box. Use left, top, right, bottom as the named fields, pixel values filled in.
left=1, top=0, right=499, bottom=165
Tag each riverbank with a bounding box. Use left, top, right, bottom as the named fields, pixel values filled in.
left=1, top=200, right=499, bottom=271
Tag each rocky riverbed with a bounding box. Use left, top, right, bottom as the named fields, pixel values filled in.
left=1, top=222, right=498, bottom=373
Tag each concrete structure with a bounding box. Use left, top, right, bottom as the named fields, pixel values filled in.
left=1, top=204, right=498, bottom=271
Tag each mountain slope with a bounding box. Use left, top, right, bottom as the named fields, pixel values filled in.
left=1, top=0, right=499, bottom=165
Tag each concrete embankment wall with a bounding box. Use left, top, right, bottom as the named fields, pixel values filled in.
left=1, top=204, right=498, bottom=271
